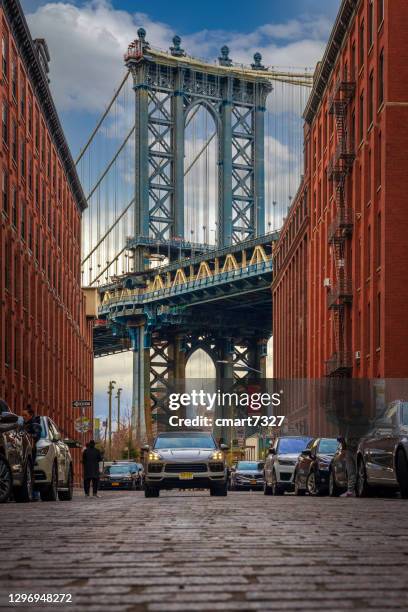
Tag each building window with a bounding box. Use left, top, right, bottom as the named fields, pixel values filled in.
left=377, top=131, right=382, bottom=187
left=35, top=224, right=40, bottom=262
left=28, top=212, right=33, bottom=251
left=2, top=101, right=8, bottom=144
left=378, top=0, right=384, bottom=25
left=5, top=242, right=11, bottom=292
left=359, top=21, right=365, bottom=68
left=20, top=79, right=26, bottom=118
left=28, top=155, right=32, bottom=191
left=351, top=42, right=356, bottom=79
left=2, top=36, right=8, bottom=78
left=376, top=293, right=381, bottom=349
left=376, top=211, right=381, bottom=268
left=21, top=140, right=25, bottom=177
left=21, top=199, right=26, bottom=241
left=11, top=187, right=17, bottom=228
left=359, top=92, right=364, bottom=142
left=2, top=169, right=8, bottom=215
left=28, top=101, right=32, bottom=134
left=368, top=1, right=374, bottom=48
left=35, top=116, right=39, bottom=150
left=11, top=120, right=17, bottom=162
left=367, top=224, right=371, bottom=278
left=369, top=71, right=374, bottom=126
left=11, top=60, right=17, bottom=98
left=378, top=49, right=384, bottom=106
left=366, top=302, right=371, bottom=357
left=35, top=172, right=39, bottom=207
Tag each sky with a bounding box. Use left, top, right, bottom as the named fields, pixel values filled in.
left=20, top=0, right=341, bottom=423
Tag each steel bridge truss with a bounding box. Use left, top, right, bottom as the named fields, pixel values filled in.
left=127, top=30, right=272, bottom=261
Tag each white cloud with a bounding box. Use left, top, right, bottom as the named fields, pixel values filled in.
left=27, top=1, right=330, bottom=114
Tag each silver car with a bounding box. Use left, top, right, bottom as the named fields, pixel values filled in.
left=144, top=431, right=228, bottom=498
left=356, top=400, right=408, bottom=498
left=34, top=417, right=74, bottom=501
left=264, top=436, right=312, bottom=495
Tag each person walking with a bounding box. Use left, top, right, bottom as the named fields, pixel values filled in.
left=82, top=440, right=102, bottom=497
left=22, top=405, right=42, bottom=501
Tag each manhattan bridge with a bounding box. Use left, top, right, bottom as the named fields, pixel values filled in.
left=77, top=29, right=313, bottom=441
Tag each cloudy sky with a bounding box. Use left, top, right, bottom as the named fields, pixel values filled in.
left=21, top=0, right=341, bottom=422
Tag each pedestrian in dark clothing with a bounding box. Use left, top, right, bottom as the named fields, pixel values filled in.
left=82, top=440, right=102, bottom=497
left=22, top=405, right=42, bottom=501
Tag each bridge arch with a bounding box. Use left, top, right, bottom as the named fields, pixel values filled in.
left=184, top=103, right=218, bottom=245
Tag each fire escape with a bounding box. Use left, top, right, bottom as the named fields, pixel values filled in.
left=326, top=70, right=355, bottom=376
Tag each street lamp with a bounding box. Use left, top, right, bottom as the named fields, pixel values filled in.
left=116, top=387, right=123, bottom=433
left=107, top=380, right=116, bottom=460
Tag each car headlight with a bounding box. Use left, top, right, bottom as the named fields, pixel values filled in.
left=148, top=451, right=161, bottom=461
left=37, top=446, right=50, bottom=456
left=211, top=451, right=224, bottom=461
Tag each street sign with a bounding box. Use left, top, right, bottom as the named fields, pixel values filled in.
left=74, top=416, right=91, bottom=433
left=72, top=400, right=92, bottom=408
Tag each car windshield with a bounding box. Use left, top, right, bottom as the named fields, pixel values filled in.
left=107, top=465, right=131, bottom=475
left=318, top=439, right=338, bottom=454
left=401, top=403, right=408, bottom=426
left=236, top=461, right=264, bottom=471
left=154, top=434, right=216, bottom=449
left=39, top=419, right=47, bottom=439
left=277, top=438, right=310, bottom=454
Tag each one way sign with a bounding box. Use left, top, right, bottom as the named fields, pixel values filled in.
left=72, top=400, right=93, bottom=408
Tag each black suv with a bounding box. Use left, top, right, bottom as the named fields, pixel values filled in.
left=0, top=405, right=33, bottom=503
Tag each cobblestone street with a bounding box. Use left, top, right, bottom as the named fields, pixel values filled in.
left=1, top=491, right=408, bottom=611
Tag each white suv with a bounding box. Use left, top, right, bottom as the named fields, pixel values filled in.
left=264, top=436, right=312, bottom=495
left=34, top=417, right=74, bottom=501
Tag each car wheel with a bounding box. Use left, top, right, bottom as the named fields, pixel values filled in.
left=41, top=463, right=58, bottom=502
left=58, top=465, right=73, bottom=501
left=210, top=482, right=228, bottom=497
left=263, top=478, right=273, bottom=495
left=0, top=456, right=12, bottom=503
left=272, top=471, right=283, bottom=496
left=14, top=461, right=33, bottom=503
left=294, top=473, right=306, bottom=496
left=307, top=471, right=319, bottom=496
left=396, top=449, right=408, bottom=499
left=356, top=457, right=370, bottom=498
left=144, top=485, right=160, bottom=498
left=329, top=470, right=340, bottom=497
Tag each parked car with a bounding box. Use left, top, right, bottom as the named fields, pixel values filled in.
left=144, top=431, right=228, bottom=498
left=0, top=405, right=33, bottom=503
left=229, top=460, right=264, bottom=490
left=264, top=436, right=312, bottom=495
left=328, top=438, right=348, bottom=496
left=99, top=462, right=142, bottom=490
left=356, top=400, right=408, bottom=498
left=34, top=417, right=74, bottom=501
left=294, top=438, right=339, bottom=496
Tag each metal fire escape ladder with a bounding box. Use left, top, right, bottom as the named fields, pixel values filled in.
left=326, top=70, right=355, bottom=376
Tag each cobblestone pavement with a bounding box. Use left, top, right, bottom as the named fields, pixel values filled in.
left=1, top=490, right=408, bottom=611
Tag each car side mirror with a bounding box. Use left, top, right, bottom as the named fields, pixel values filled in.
left=220, top=443, right=229, bottom=451
left=0, top=412, right=19, bottom=425
left=63, top=438, right=81, bottom=448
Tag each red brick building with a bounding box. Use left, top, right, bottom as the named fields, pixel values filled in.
left=0, top=0, right=93, bottom=444
left=273, top=0, right=408, bottom=381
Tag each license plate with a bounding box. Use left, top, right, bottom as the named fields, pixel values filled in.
left=179, top=472, right=194, bottom=480
left=111, top=482, right=120, bottom=486
left=250, top=479, right=257, bottom=485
